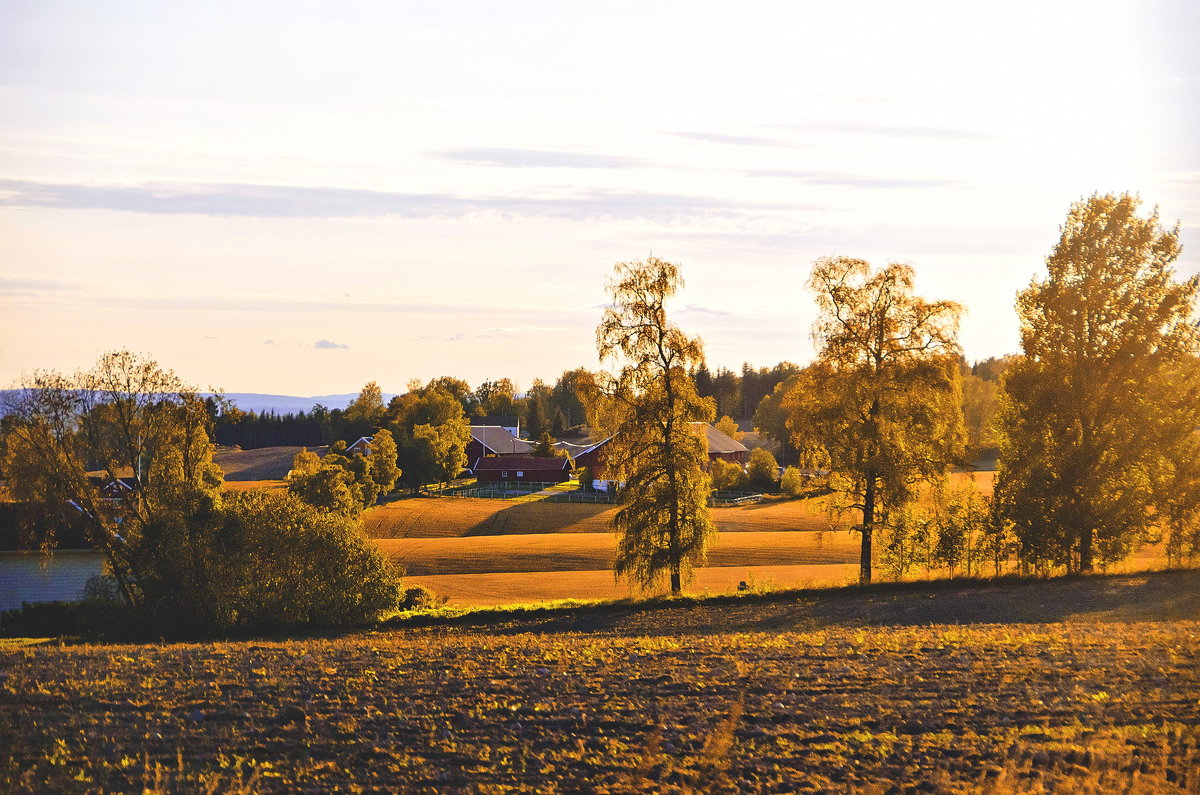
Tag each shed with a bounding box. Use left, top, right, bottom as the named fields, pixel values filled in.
left=472, top=455, right=571, bottom=484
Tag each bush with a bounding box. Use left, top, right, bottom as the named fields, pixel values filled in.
left=399, top=585, right=448, bottom=611
left=745, top=448, right=780, bottom=492
left=780, top=466, right=805, bottom=497
left=133, top=490, right=403, bottom=633
left=211, top=491, right=404, bottom=630
left=711, top=459, right=747, bottom=492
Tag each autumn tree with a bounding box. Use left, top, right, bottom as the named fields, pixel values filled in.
left=597, top=257, right=717, bottom=594
left=345, top=381, right=385, bottom=425
left=1, top=351, right=223, bottom=612
left=714, top=415, right=744, bottom=441
left=383, top=383, right=471, bottom=491
left=786, top=257, right=964, bottom=583
left=996, top=193, right=1200, bottom=572
left=745, top=447, right=780, bottom=492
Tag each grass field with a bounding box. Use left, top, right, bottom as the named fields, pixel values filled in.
left=362, top=471, right=995, bottom=539
left=3, top=570, right=1197, bottom=792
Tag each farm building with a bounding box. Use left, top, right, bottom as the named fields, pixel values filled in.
left=470, top=415, right=519, bottom=437
left=466, top=425, right=533, bottom=462
left=345, top=436, right=373, bottom=456
left=559, top=424, right=749, bottom=490
left=472, top=455, right=571, bottom=484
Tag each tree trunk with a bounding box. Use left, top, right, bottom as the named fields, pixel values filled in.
left=861, top=475, right=876, bottom=584
left=1079, top=526, right=1094, bottom=573
left=670, top=564, right=681, bottom=595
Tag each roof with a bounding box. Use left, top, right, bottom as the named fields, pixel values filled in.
left=473, top=456, right=570, bottom=472
left=554, top=437, right=613, bottom=457
left=470, top=415, right=518, bottom=428
left=690, top=423, right=750, bottom=455
left=468, top=426, right=533, bottom=455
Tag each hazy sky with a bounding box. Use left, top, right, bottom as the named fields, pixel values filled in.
left=2, top=0, right=1197, bottom=396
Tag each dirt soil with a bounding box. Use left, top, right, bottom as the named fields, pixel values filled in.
left=2, top=570, right=1197, bottom=793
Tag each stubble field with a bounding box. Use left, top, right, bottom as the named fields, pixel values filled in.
left=2, top=570, right=1197, bottom=793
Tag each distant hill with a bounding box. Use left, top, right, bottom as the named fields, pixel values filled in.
left=0, top=390, right=398, bottom=417
left=204, top=392, right=399, bottom=415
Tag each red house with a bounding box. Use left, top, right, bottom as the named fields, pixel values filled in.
left=472, top=455, right=571, bottom=484
left=345, top=436, right=373, bottom=456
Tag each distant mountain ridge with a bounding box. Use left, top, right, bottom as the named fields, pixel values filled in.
left=0, top=390, right=397, bottom=417
left=209, top=392, right=400, bottom=415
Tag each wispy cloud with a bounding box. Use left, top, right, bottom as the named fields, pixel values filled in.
left=434, top=147, right=643, bottom=169
left=681, top=304, right=732, bottom=316
left=0, top=179, right=785, bottom=222
left=0, top=276, right=84, bottom=294
left=746, top=169, right=961, bottom=189
left=672, top=132, right=791, bottom=147
left=313, top=339, right=349, bottom=350
left=785, top=121, right=991, bottom=140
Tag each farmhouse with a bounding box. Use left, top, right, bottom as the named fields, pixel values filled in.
left=472, top=455, right=571, bottom=484
left=345, top=436, right=373, bottom=456
left=561, top=423, right=749, bottom=490
left=470, top=415, right=520, bottom=437
left=466, top=425, right=533, bottom=463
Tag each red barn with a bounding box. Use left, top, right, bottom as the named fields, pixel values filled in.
left=472, top=455, right=571, bottom=484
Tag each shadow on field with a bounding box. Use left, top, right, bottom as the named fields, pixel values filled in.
left=386, top=569, right=1200, bottom=637
left=462, top=501, right=612, bottom=536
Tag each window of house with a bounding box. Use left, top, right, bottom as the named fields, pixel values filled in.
left=516, top=471, right=524, bottom=478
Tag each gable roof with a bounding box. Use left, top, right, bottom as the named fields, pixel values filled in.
left=470, top=415, right=518, bottom=428
left=472, top=455, right=570, bottom=472
left=554, top=437, right=613, bottom=458
left=690, top=423, right=750, bottom=455
left=468, top=425, right=533, bottom=455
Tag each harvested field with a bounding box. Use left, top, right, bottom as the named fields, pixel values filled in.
left=406, top=564, right=861, bottom=606
left=376, top=530, right=860, bottom=576
left=2, top=571, right=1197, bottom=793
left=363, top=471, right=995, bottom=540
left=213, top=446, right=316, bottom=481
left=364, top=496, right=849, bottom=539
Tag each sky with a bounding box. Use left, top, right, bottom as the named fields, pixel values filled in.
left=1, top=0, right=1197, bottom=396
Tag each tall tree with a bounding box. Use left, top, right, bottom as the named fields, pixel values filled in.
left=345, top=381, right=386, bottom=428
left=786, top=257, right=964, bottom=583
left=996, top=193, right=1199, bottom=573
left=597, top=256, right=717, bottom=594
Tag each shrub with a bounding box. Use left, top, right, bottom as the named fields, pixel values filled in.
left=398, top=585, right=448, bottom=611
left=132, top=490, right=403, bottom=633
left=710, top=459, right=747, bottom=492
left=745, top=448, right=780, bottom=492
left=780, top=466, right=805, bottom=497
left=211, top=491, right=403, bottom=630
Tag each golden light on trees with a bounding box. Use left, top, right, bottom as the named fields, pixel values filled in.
left=786, top=257, right=965, bottom=584
left=996, top=193, right=1200, bottom=573
left=596, top=257, right=717, bottom=595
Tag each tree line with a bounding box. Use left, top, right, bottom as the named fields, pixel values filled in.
left=2, top=190, right=1196, bottom=629
left=598, top=193, right=1200, bottom=591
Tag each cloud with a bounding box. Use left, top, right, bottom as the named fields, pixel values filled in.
left=672, top=132, right=790, bottom=147
left=263, top=339, right=274, bottom=345
left=681, top=304, right=732, bottom=316
left=746, top=169, right=961, bottom=189
left=313, top=339, right=349, bottom=350
left=435, top=147, right=643, bottom=169
left=0, top=276, right=84, bottom=294
left=785, top=121, right=991, bottom=140
left=0, top=179, right=786, bottom=222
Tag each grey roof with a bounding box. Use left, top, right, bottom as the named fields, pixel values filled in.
left=469, top=425, right=533, bottom=455
left=691, top=422, right=750, bottom=454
